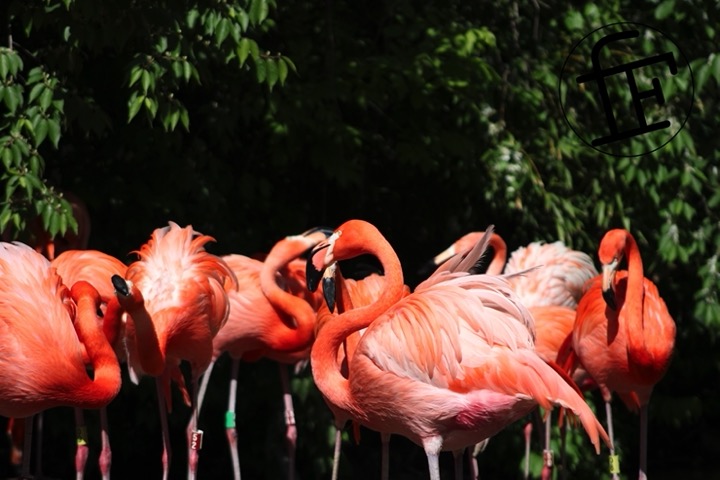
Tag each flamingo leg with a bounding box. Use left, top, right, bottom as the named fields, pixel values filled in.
left=523, top=421, right=532, bottom=479
left=465, top=446, right=479, bottom=480
left=639, top=403, right=648, bottom=480
left=422, top=436, right=443, bottom=480
left=541, top=410, right=554, bottom=480
left=99, top=407, right=112, bottom=480
left=187, top=376, right=203, bottom=480
left=7, top=417, right=23, bottom=472
left=380, top=432, right=390, bottom=480
left=330, top=424, right=343, bottom=480
left=605, top=400, right=620, bottom=480
left=226, top=358, right=241, bottom=480
left=278, top=363, right=296, bottom=480
left=452, top=449, right=464, bottom=480
left=559, top=415, right=568, bottom=480
left=21, top=416, right=32, bottom=479
left=74, top=408, right=89, bottom=480
left=155, top=378, right=171, bottom=480
left=187, top=360, right=215, bottom=480
left=34, top=412, right=43, bottom=477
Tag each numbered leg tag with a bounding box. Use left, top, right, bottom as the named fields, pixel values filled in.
left=191, top=430, right=204, bottom=451
left=609, top=454, right=620, bottom=475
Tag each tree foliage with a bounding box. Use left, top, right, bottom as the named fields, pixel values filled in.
left=1, top=0, right=718, bottom=478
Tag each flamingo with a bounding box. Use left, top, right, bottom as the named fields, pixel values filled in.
left=432, top=230, right=598, bottom=477
left=111, top=222, right=237, bottom=480
left=1, top=190, right=92, bottom=478
left=314, top=264, right=410, bottom=480
left=52, top=249, right=128, bottom=480
left=189, top=227, right=329, bottom=480
left=0, top=242, right=122, bottom=478
left=566, top=228, right=676, bottom=480
left=307, top=219, right=608, bottom=480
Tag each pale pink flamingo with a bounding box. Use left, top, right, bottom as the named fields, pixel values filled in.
left=0, top=242, right=121, bottom=478
left=307, top=220, right=608, bottom=480
left=52, top=249, right=128, bottom=480
left=112, top=222, right=237, bottom=480
left=190, top=228, right=329, bottom=480
left=433, top=230, right=598, bottom=478
left=566, top=228, right=676, bottom=480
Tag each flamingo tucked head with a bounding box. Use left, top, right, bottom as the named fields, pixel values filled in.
left=598, top=229, right=628, bottom=310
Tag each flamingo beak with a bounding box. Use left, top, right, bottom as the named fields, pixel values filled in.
left=321, top=263, right=338, bottom=314
left=300, top=226, right=335, bottom=238
left=112, top=274, right=130, bottom=297
left=306, top=242, right=330, bottom=292
left=601, top=260, right=618, bottom=310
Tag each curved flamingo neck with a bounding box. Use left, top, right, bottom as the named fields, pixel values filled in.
left=621, top=232, right=651, bottom=362
left=260, top=239, right=318, bottom=351
left=486, top=233, right=508, bottom=275
left=311, top=229, right=405, bottom=418
left=115, top=280, right=165, bottom=376
left=70, top=282, right=121, bottom=408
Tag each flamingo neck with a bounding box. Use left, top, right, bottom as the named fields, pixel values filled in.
left=260, top=243, right=317, bottom=352
left=118, top=284, right=166, bottom=376
left=311, top=235, right=405, bottom=419
left=486, top=233, right=508, bottom=275
left=621, top=232, right=650, bottom=363
left=71, top=284, right=121, bottom=408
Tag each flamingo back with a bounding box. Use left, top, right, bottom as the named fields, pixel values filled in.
left=0, top=242, right=91, bottom=416
left=504, top=241, right=597, bottom=308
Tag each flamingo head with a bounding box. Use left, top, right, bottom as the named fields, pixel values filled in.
left=598, top=229, right=628, bottom=310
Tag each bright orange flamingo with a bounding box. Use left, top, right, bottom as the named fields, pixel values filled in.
left=565, top=229, right=676, bottom=480
left=432, top=230, right=598, bottom=478
left=189, top=228, right=329, bottom=480
left=0, top=242, right=121, bottom=478
left=111, top=222, right=237, bottom=480
left=307, top=220, right=608, bottom=480
left=52, top=249, right=128, bottom=480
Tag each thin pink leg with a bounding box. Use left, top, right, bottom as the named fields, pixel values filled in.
left=278, top=364, right=296, bottom=480
left=21, top=416, right=32, bottom=478
left=541, top=410, right=553, bottom=480
left=226, top=358, right=241, bottom=480
left=99, top=407, right=112, bottom=480
left=523, top=421, right=532, bottom=479
left=74, top=408, right=89, bottom=480
left=187, top=360, right=215, bottom=480
left=156, top=379, right=171, bottom=480
left=639, top=403, right=648, bottom=480
left=187, top=376, right=203, bottom=480
left=605, top=399, right=620, bottom=480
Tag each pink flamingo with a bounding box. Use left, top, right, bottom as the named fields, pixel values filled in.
left=315, top=264, right=411, bottom=480
left=190, top=228, right=329, bottom=480
left=0, top=242, right=121, bottom=478
left=433, top=230, right=598, bottom=478
left=52, top=249, right=128, bottom=480
left=566, top=229, right=676, bottom=480
left=112, top=222, right=237, bottom=480
left=307, top=220, right=608, bottom=480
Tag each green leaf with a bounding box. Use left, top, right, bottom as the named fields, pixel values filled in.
left=39, top=87, right=54, bottom=111
left=129, top=66, right=143, bottom=87
left=144, top=96, right=158, bottom=119
left=3, top=85, right=21, bottom=114
left=187, top=9, right=199, bottom=28
left=141, top=69, right=152, bottom=93
left=654, top=0, right=676, bottom=20
left=47, top=119, right=61, bottom=148
left=249, top=0, right=269, bottom=26
left=237, top=38, right=251, bottom=66
left=215, top=18, right=230, bottom=46
left=255, top=58, right=267, bottom=83
left=266, top=58, right=278, bottom=90
left=128, top=93, right=144, bottom=121
left=35, top=119, right=49, bottom=146
left=28, top=83, right=45, bottom=104
left=278, top=57, right=289, bottom=85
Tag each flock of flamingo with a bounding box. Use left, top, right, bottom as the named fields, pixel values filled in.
left=0, top=194, right=676, bottom=480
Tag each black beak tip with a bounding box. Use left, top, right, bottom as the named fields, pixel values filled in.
left=306, top=264, right=322, bottom=292
left=602, top=287, right=617, bottom=310
left=112, top=274, right=129, bottom=297
left=322, top=276, right=336, bottom=313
